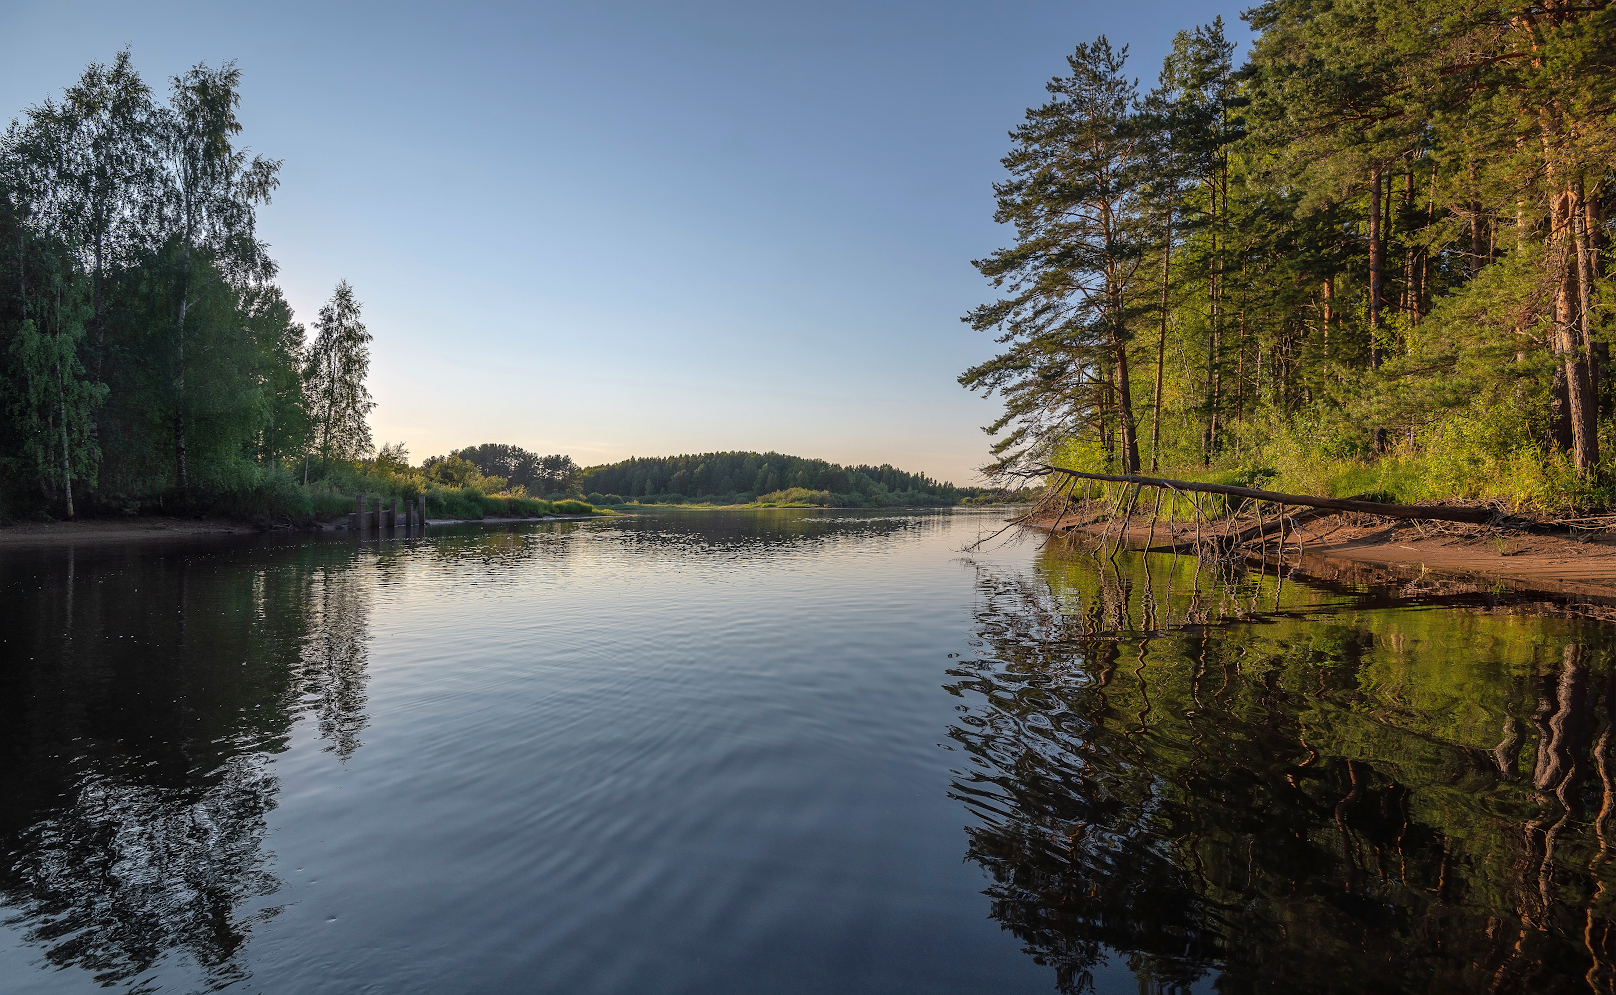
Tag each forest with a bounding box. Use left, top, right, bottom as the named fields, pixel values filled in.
left=576, top=451, right=976, bottom=507
left=965, top=2, right=1616, bottom=512
left=0, top=53, right=1013, bottom=522
left=0, top=52, right=387, bottom=521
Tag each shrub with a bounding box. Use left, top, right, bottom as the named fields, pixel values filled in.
left=586, top=492, right=605, bottom=505
left=428, top=456, right=481, bottom=486
left=602, top=493, right=624, bottom=505
left=552, top=499, right=594, bottom=515
left=754, top=488, right=831, bottom=506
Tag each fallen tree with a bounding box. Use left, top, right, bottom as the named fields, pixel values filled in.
left=1028, top=466, right=1497, bottom=525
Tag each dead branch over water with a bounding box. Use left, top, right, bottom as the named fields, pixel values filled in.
left=966, top=465, right=1548, bottom=568
left=1030, top=466, right=1497, bottom=524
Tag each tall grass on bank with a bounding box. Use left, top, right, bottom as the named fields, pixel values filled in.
left=196, top=463, right=595, bottom=523
left=1049, top=407, right=1612, bottom=518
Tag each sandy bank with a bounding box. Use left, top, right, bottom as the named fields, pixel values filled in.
left=1030, top=512, right=1616, bottom=602
left=0, top=517, right=263, bottom=549
left=0, top=513, right=610, bottom=550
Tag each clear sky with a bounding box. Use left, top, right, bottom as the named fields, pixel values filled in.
left=3, top=1, right=1250, bottom=486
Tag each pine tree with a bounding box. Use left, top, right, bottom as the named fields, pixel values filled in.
left=961, top=37, right=1155, bottom=476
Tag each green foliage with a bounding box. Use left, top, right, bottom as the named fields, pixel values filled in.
left=753, top=488, right=832, bottom=507
left=961, top=34, right=1174, bottom=475
left=582, top=451, right=960, bottom=507
left=965, top=4, right=1616, bottom=512
left=304, top=280, right=373, bottom=462
left=445, top=445, right=578, bottom=495
left=0, top=53, right=351, bottom=518
left=423, top=456, right=478, bottom=486
left=0, top=226, right=108, bottom=515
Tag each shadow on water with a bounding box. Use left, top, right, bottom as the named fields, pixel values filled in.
left=0, top=510, right=945, bottom=990
left=951, top=541, right=1616, bottom=994
left=0, top=539, right=373, bottom=988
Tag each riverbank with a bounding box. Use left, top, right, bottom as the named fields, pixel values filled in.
left=0, top=512, right=613, bottom=549
left=0, top=517, right=264, bottom=548
left=1027, top=511, right=1616, bottom=601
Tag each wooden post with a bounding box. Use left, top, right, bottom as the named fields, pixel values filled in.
left=370, top=496, right=381, bottom=531
left=418, top=494, right=427, bottom=528
left=355, top=493, right=365, bottom=532
left=390, top=496, right=399, bottom=530
left=404, top=496, right=413, bottom=531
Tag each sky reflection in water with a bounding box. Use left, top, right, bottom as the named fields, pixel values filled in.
left=1, top=509, right=1611, bottom=993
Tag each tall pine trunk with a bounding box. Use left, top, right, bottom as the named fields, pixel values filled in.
left=1368, top=166, right=1384, bottom=368
left=1202, top=169, right=1222, bottom=465
left=1467, top=152, right=1487, bottom=277
left=1369, top=165, right=1388, bottom=452
left=1113, top=334, right=1141, bottom=474
left=1321, top=276, right=1333, bottom=356
left=1576, top=180, right=1601, bottom=430
left=1551, top=181, right=1597, bottom=473
left=1151, top=217, right=1170, bottom=473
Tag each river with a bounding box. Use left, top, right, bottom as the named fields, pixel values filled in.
left=1, top=508, right=1611, bottom=993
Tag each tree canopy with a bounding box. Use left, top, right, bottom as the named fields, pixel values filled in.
left=0, top=52, right=371, bottom=516
left=964, top=3, right=1616, bottom=510
left=579, top=451, right=962, bottom=506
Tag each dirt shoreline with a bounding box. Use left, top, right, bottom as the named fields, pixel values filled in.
left=1030, top=513, right=1616, bottom=602
left=0, top=514, right=609, bottom=550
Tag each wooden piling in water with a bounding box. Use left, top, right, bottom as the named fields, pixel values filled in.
left=354, top=493, right=365, bottom=532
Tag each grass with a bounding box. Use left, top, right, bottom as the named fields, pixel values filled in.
left=1050, top=409, right=1613, bottom=518
left=186, top=465, right=601, bottom=524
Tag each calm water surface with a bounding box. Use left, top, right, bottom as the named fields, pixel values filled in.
left=2, top=508, right=1613, bottom=993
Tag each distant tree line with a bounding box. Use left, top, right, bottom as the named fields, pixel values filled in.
left=966, top=6, right=1616, bottom=507
left=0, top=52, right=373, bottom=518
left=579, top=451, right=965, bottom=506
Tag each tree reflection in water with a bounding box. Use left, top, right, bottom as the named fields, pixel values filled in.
left=949, top=547, right=1616, bottom=993
left=0, top=540, right=374, bottom=987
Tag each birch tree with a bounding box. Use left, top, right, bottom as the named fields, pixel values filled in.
left=304, top=280, right=374, bottom=466
left=153, top=61, right=279, bottom=494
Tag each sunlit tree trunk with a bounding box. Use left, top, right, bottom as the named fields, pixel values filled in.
left=1151, top=206, right=1171, bottom=472
left=1368, top=165, right=1384, bottom=370
left=1550, top=182, right=1597, bottom=473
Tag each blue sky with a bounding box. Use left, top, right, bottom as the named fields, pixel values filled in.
left=4, top=1, right=1250, bottom=485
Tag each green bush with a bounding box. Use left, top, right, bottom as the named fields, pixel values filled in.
left=586, top=492, right=605, bottom=505
left=753, top=488, right=831, bottom=506
left=552, top=499, right=594, bottom=515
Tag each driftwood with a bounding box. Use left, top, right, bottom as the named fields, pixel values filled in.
left=1031, top=466, right=1497, bottom=525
